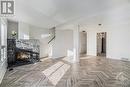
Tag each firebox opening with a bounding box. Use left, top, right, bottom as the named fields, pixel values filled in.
left=16, top=52, right=30, bottom=61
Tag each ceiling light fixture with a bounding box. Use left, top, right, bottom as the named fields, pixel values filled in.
left=98, top=24, right=102, bottom=26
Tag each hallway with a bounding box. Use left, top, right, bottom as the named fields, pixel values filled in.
left=1, top=56, right=130, bottom=87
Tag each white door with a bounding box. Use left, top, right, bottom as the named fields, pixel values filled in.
left=0, top=19, right=7, bottom=83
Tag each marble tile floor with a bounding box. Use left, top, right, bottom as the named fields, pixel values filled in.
left=0, top=56, right=130, bottom=87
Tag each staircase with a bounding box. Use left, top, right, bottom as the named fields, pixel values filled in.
left=48, top=27, right=56, bottom=44
left=48, top=36, right=55, bottom=44
left=48, top=27, right=56, bottom=58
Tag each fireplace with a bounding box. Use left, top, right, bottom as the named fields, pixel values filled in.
left=7, top=39, right=40, bottom=67
left=16, top=52, right=30, bottom=61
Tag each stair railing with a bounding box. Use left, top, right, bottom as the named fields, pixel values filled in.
left=48, top=27, right=56, bottom=44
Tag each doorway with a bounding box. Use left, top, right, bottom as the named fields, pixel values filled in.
left=79, top=31, right=87, bottom=57
left=97, top=32, right=106, bottom=57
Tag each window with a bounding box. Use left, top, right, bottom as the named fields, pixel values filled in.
left=1, top=23, right=5, bottom=45
left=0, top=20, right=7, bottom=62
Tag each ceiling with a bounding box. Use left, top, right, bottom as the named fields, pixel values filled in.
left=8, top=0, right=130, bottom=29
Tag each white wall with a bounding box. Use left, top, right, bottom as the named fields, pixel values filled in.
left=7, top=20, right=18, bottom=39
left=106, top=25, right=130, bottom=59
left=86, top=24, right=130, bottom=60
left=87, top=31, right=97, bottom=56
left=18, top=22, right=50, bottom=58
left=10, top=21, right=51, bottom=58
left=51, top=30, right=73, bottom=58
left=18, top=22, right=30, bottom=39
left=29, top=26, right=50, bottom=58
left=79, top=32, right=87, bottom=54
left=85, top=5, right=130, bottom=60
